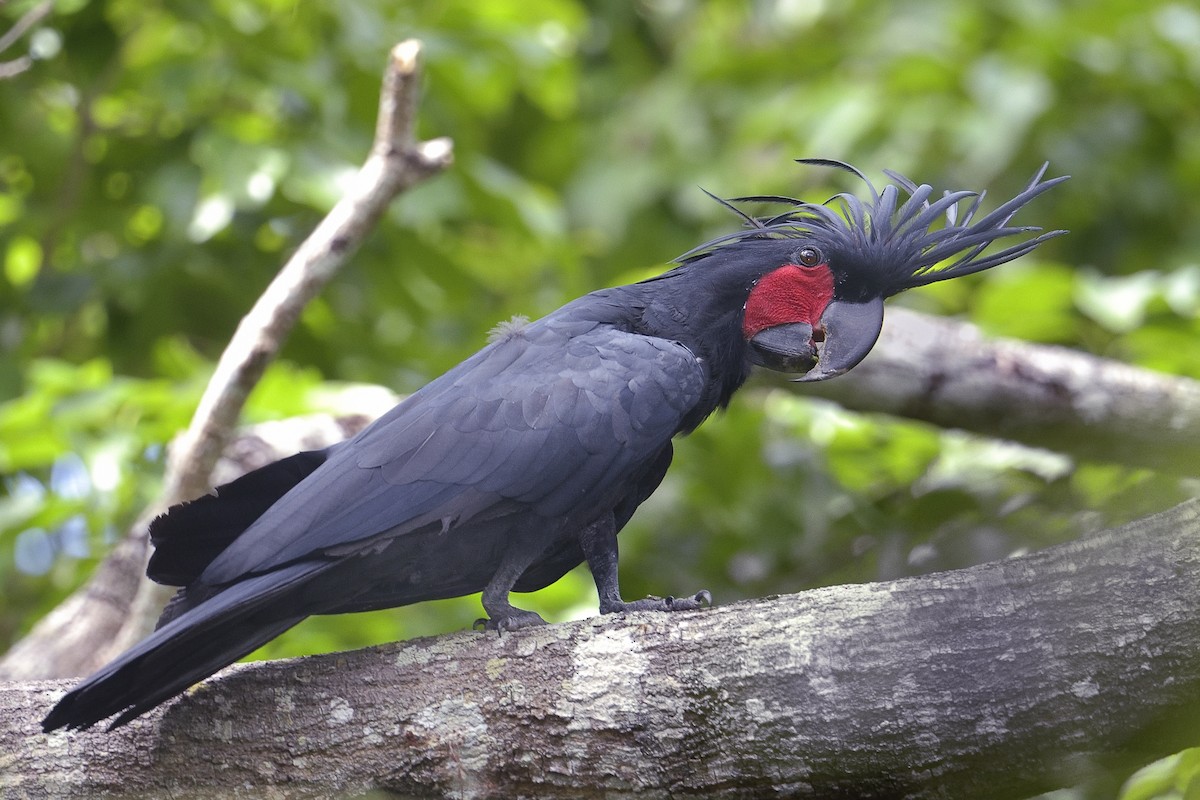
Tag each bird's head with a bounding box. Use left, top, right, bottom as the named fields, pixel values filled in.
left=680, top=159, right=1068, bottom=381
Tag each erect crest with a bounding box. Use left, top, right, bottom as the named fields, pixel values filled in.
left=679, top=159, right=1068, bottom=296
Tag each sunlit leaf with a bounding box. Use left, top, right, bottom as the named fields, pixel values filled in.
left=1076, top=270, right=1161, bottom=333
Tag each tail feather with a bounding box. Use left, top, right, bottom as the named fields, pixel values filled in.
left=42, top=561, right=329, bottom=732
left=148, top=449, right=328, bottom=586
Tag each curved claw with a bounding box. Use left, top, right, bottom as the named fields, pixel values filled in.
left=473, top=609, right=547, bottom=637
left=665, top=589, right=713, bottom=611
left=613, top=589, right=714, bottom=614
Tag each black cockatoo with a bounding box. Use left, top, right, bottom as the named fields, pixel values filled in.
left=43, top=160, right=1066, bottom=732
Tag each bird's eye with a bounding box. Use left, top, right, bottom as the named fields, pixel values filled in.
left=796, top=247, right=823, bottom=267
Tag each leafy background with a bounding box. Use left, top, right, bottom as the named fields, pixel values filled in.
left=2, top=0, right=1199, bottom=796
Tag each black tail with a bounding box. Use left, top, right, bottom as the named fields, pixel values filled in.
left=42, top=560, right=332, bottom=732
left=148, top=449, right=328, bottom=586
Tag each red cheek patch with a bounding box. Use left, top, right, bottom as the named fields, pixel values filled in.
left=742, top=264, right=835, bottom=337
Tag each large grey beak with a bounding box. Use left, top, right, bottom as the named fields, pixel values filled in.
left=746, top=321, right=819, bottom=374
left=791, top=296, right=885, bottom=383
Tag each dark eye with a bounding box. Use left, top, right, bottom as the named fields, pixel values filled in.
left=796, top=247, right=823, bottom=267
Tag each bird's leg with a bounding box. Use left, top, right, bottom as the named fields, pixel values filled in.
left=474, top=545, right=548, bottom=634
left=579, top=514, right=712, bottom=615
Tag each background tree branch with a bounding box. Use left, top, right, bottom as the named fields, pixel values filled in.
left=0, top=40, right=452, bottom=682
left=791, top=307, right=1200, bottom=476
left=161, top=39, right=451, bottom=508
left=4, top=498, right=1197, bottom=799
left=167, top=309, right=1200, bottom=498
left=0, top=0, right=51, bottom=80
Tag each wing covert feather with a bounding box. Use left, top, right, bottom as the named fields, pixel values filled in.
left=200, top=320, right=705, bottom=583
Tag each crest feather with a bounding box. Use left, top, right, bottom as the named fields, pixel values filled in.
left=680, top=161, right=1068, bottom=295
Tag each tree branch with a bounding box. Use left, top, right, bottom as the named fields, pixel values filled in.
left=0, top=0, right=51, bottom=79
left=0, top=0, right=51, bottom=54
left=793, top=307, right=1200, bottom=476
left=163, top=38, right=450, bottom=508
left=4, top=499, right=1197, bottom=798
left=0, top=39, right=452, bottom=682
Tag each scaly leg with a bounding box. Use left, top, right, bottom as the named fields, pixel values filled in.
left=474, top=541, right=549, bottom=633
left=579, top=514, right=711, bottom=615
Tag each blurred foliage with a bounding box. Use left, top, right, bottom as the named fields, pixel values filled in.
left=1118, top=747, right=1200, bottom=800
left=2, top=0, right=1199, bottom=793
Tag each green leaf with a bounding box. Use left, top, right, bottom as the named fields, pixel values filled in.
left=1119, top=747, right=1200, bottom=800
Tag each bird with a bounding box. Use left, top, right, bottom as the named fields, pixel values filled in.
left=42, top=159, right=1067, bottom=732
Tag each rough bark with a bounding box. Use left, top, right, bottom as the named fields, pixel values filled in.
left=3, top=499, right=1197, bottom=800
left=0, top=40, right=452, bottom=682
left=797, top=307, right=1200, bottom=476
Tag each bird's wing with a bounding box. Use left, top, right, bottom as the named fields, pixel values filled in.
left=198, top=317, right=705, bottom=585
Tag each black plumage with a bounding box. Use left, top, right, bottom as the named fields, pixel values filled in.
left=43, top=161, right=1066, bottom=732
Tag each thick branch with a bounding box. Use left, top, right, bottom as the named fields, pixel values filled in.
left=4, top=500, right=1197, bottom=799
left=0, top=40, right=451, bottom=681
left=795, top=307, right=1200, bottom=475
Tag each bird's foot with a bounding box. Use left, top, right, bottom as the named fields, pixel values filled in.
left=473, top=608, right=547, bottom=636
left=601, top=589, right=713, bottom=615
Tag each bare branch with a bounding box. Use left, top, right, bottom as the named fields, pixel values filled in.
left=162, top=38, right=452, bottom=507
left=0, top=0, right=51, bottom=80
left=792, top=307, right=1200, bottom=475
left=4, top=499, right=1198, bottom=799
left=0, top=0, right=50, bottom=55
left=0, top=39, right=452, bottom=681
left=0, top=55, right=31, bottom=78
